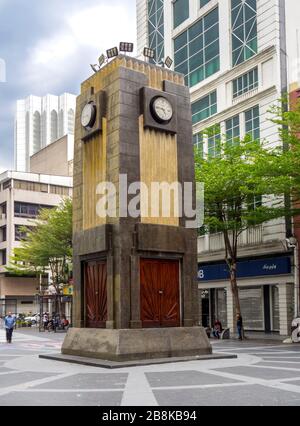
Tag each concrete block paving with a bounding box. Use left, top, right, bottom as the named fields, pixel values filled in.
left=0, top=330, right=300, bottom=406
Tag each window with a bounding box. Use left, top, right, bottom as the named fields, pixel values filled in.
left=233, top=67, right=258, bottom=98
left=174, top=7, right=220, bottom=87
left=245, top=105, right=260, bottom=140
left=191, top=90, right=217, bottom=124
left=231, top=0, right=257, bottom=66
left=226, top=115, right=240, bottom=145
left=247, top=194, right=263, bottom=225
left=200, top=0, right=211, bottom=7
left=50, top=185, right=70, bottom=196
left=14, top=202, right=52, bottom=218
left=148, top=0, right=165, bottom=64
left=248, top=195, right=262, bottom=210
left=0, top=226, right=6, bottom=243
left=14, top=180, right=48, bottom=193
left=15, top=225, right=34, bottom=241
left=3, top=180, right=11, bottom=190
left=173, top=0, right=189, bottom=29
left=0, top=249, right=6, bottom=266
left=193, top=132, right=204, bottom=158
left=0, top=203, right=6, bottom=217
left=207, top=124, right=221, bottom=158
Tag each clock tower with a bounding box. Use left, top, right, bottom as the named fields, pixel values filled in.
left=61, top=55, right=211, bottom=362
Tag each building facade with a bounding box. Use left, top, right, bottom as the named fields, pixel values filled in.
left=0, top=171, right=72, bottom=315
left=14, top=93, right=76, bottom=172
left=30, top=134, right=74, bottom=177
left=137, top=0, right=300, bottom=335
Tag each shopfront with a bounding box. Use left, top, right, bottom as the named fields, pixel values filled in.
left=198, top=255, right=293, bottom=335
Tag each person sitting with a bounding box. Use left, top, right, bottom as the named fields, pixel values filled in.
left=60, top=315, right=69, bottom=330
left=213, top=319, right=222, bottom=339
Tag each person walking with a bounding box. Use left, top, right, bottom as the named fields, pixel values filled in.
left=42, top=312, right=49, bottom=331
left=5, top=312, right=16, bottom=343
left=237, top=314, right=243, bottom=340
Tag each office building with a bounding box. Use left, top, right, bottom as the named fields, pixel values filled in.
left=137, top=0, right=300, bottom=335
left=0, top=171, right=72, bottom=315
left=14, top=93, right=76, bottom=172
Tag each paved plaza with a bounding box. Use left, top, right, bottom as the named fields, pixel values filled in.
left=0, top=328, right=300, bottom=406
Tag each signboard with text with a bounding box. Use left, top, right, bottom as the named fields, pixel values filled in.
left=198, top=256, right=292, bottom=282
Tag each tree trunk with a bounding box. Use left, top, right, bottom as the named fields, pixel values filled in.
left=57, top=295, right=63, bottom=318
left=229, top=262, right=241, bottom=317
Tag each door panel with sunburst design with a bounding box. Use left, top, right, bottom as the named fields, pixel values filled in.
left=140, top=259, right=180, bottom=328
left=85, top=260, right=107, bottom=328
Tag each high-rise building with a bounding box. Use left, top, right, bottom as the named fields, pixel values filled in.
left=14, top=93, right=76, bottom=172
left=137, top=0, right=300, bottom=335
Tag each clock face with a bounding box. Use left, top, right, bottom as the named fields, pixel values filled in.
left=81, top=103, right=96, bottom=128
left=151, top=96, right=173, bottom=124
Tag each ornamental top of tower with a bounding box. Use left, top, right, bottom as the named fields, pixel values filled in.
left=81, top=54, right=185, bottom=93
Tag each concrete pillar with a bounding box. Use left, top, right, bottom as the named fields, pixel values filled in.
left=279, top=283, right=294, bottom=336
left=226, top=286, right=236, bottom=334
left=130, top=254, right=142, bottom=329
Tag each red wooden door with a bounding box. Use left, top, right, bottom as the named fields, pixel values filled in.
left=140, top=259, right=180, bottom=328
left=85, top=260, right=107, bottom=328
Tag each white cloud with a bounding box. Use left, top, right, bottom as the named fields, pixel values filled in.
left=31, top=34, right=77, bottom=66
left=69, top=4, right=136, bottom=49
left=23, top=2, right=136, bottom=94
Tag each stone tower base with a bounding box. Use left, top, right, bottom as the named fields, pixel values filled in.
left=61, top=327, right=212, bottom=362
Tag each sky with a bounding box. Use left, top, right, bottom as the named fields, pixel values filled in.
left=0, top=0, right=137, bottom=173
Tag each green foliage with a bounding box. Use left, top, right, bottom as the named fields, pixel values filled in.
left=195, top=100, right=300, bottom=315
left=196, top=134, right=298, bottom=240
left=7, top=198, right=73, bottom=290
left=269, top=96, right=300, bottom=203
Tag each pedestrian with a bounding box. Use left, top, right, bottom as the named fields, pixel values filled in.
left=237, top=314, right=243, bottom=340
left=42, top=312, right=49, bottom=331
left=213, top=319, right=222, bottom=339
left=4, top=312, right=16, bottom=343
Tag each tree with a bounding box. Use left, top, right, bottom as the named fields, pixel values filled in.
left=268, top=96, right=300, bottom=204
left=195, top=123, right=300, bottom=319
left=7, top=198, right=73, bottom=301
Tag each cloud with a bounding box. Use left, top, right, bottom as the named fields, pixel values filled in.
left=69, top=4, right=136, bottom=49
left=23, top=3, right=136, bottom=93
left=0, top=0, right=137, bottom=171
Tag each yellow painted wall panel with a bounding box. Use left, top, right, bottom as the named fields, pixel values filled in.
left=139, top=116, right=179, bottom=226
left=83, top=119, right=107, bottom=230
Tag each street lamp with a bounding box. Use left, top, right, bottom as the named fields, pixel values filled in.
left=164, top=56, right=173, bottom=69
left=106, top=47, right=119, bottom=59
left=98, top=54, right=106, bottom=68
left=143, top=47, right=155, bottom=61
left=286, top=236, right=299, bottom=318
left=90, top=64, right=100, bottom=73
left=119, top=42, right=134, bottom=53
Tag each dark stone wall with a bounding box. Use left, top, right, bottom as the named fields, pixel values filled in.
left=73, top=59, right=199, bottom=330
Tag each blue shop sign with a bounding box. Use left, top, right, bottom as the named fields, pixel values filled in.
left=198, top=256, right=291, bottom=282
